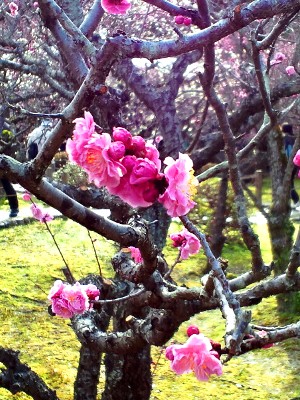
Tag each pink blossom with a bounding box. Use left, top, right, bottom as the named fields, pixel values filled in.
left=174, top=15, right=192, bottom=25
left=130, top=159, right=160, bottom=185
left=183, top=17, right=192, bottom=26
left=30, top=204, right=53, bottom=223
left=48, top=280, right=66, bottom=300
left=66, top=111, right=95, bottom=165
left=128, top=246, right=143, bottom=263
left=9, top=2, right=18, bottom=16
left=82, top=284, right=100, bottom=301
left=22, top=192, right=31, bottom=201
left=48, top=280, right=97, bottom=318
left=159, top=153, right=198, bottom=217
left=109, top=154, right=164, bottom=207
left=170, top=228, right=201, bottom=259
left=83, top=133, right=127, bottom=189
left=286, top=66, right=296, bottom=76
left=113, top=127, right=132, bottom=148
left=110, top=172, right=162, bottom=207
left=130, top=136, right=146, bottom=157
left=293, top=150, right=300, bottom=167
left=165, top=334, right=223, bottom=381
left=145, top=143, right=161, bottom=168
left=51, top=297, right=74, bottom=318
left=270, top=52, right=286, bottom=66
left=187, top=325, right=200, bottom=337
left=107, top=141, right=126, bottom=161
left=61, top=282, right=89, bottom=314
left=33, top=2, right=39, bottom=7
left=175, top=15, right=185, bottom=24
left=101, top=0, right=131, bottom=15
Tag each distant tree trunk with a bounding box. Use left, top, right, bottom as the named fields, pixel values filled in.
left=266, top=127, right=296, bottom=311
left=207, top=174, right=228, bottom=264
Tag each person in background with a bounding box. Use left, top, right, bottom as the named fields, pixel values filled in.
left=282, top=122, right=300, bottom=209
left=0, top=178, right=19, bottom=217
left=0, top=123, right=19, bottom=218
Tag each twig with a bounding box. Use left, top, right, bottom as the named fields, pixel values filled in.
left=87, top=230, right=103, bottom=277
left=164, top=252, right=181, bottom=279
left=94, top=288, right=145, bottom=305
left=44, top=221, right=76, bottom=284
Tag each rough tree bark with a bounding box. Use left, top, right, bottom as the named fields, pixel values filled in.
left=266, top=126, right=296, bottom=311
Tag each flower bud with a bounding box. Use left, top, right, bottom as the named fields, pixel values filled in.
left=175, top=15, right=185, bottom=24
left=107, top=141, right=126, bottom=160
left=183, top=17, right=192, bottom=26
left=186, top=325, right=200, bottom=337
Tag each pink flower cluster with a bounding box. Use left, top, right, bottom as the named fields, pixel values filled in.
left=286, top=66, right=296, bottom=76
left=159, top=153, right=198, bottom=217
left=67, top=112, right=198, bottom=217
left=9, top=2, right=18, bottom=16
left=66, top=112, right=165, bottom=207
left=270, top=52, right=286, bottom=66
left=294, top=151, right=300, bottom=176
left=22, top=193, right=53, bottom=223
left=128, top=246, right=143, bottom=264
left=165, top=328, right=223, bottom=381
left=170, top=228, right=201, bottom=259
left=174, top=15, right=192, bottom=26
left=48, top=280, right=100, bottom=318
left=30, top=204, right=53, bottom=223
left=101, top=0, right=131, bottom=14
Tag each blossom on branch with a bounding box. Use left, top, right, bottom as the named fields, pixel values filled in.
left=128, top=246, right=143, bottom=263
left=48, top=280, right=100, bottom=318
left=159, top=153, right=198, bottom=217
left=165, top=333, right=223, bottom=381
left=170, top=228, right=201, bottom=259
left=187, top=325, right=200, bottom=337
left=9, top=2, right=18, bottom=16
left=270, top=52, right=286, bottom=66
left=101, top=0, right=131, bottom=15
left=175, top=15, right=192, bottom=26
left=293, top=150, right=300, bottom=169
left=22, top=192, right=31, bottom=201
left=286, top=66, right=296, bottom=76
left=66, top=112, right=198, bottom=214
left=30, top=204, right=53, bottom=223
left=66, top=111, right=96, bottom=166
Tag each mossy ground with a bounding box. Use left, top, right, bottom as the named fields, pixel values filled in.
left=0, top=191, right=300, bottom=400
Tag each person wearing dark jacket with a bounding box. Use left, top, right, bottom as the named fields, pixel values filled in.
left=0, top=125, right=19, bottom=218
left=0, top=178, right=19, bottom=217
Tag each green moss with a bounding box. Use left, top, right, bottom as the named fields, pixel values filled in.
left=0, top=214, right=300, bottom=400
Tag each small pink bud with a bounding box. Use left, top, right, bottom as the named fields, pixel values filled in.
left=112, top=127, right=132, bottom=148
left=183, top=17, right=192, bottom=26
left=22, top=192, right=31, bottom=201
left=286, top=66, right=296, bottom=76
left=107, top=141, right=125, bottom=160
left=175, top=15, right=185, bottom=24
left=186, top=325, right=200, bottom=337
left=210, top=350, right=220, bottom=359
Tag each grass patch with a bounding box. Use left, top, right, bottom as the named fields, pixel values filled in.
left=0, top=203, right=299, bottom=399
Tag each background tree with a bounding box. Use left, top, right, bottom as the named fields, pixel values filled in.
left=1, top=0, right=300, bottom=399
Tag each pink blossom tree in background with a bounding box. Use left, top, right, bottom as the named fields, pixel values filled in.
left=1, top=0, right=300, bottom=399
